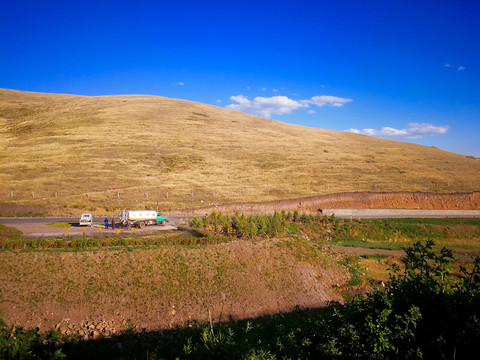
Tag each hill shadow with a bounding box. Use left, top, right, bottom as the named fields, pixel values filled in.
left=58, top=306, right=331, bottom=360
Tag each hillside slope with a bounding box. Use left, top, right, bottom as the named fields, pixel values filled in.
left=0, top=89, right=479, bottom=211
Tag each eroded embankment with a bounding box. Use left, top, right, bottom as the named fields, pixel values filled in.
left=0, top=239, right=346, bottom=335
left=182, top=191, right=480, bottom=216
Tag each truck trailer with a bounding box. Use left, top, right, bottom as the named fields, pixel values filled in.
left=119, top=210, right=168, bottom=228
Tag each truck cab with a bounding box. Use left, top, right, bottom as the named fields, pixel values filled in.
left=156, top=212, right=168, bottom=225
left=79, top=213, right=93, bottom=226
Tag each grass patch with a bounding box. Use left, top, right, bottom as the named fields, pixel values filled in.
left=330, top=217, right=480, bottom=249
left=338, top=256, right=365, bottom=286
left=47, top=222, right=72, bottom=228
left=0, top=223, right=23, bottom=240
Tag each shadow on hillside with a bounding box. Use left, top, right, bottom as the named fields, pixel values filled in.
left=59, top=306, right=330, bottom=360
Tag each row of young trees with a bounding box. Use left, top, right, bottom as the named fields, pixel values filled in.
left=188, top=211, right=336, bottom=239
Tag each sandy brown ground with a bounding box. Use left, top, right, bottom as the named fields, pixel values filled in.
left=0, top=239, right=347, bottom=336
left=8, top=222, right=177, bottom=238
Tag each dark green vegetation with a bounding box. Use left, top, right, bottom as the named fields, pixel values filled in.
left=1, top=240, right=479, bottom=359
left=330, top=217, right=480, bottom=249
left=192, top=212, right=480, bottom=250
left=0, top=230, right=233, bottom=251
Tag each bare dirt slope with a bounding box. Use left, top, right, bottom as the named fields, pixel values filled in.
left=0, top=239, right=346, bottom=335
left=184, top=191, right=480, bottom=216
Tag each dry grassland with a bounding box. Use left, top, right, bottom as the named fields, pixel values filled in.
left=1, top=88, right=479, bottom=213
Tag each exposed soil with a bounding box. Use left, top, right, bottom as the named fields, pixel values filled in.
left=1, top=191, right=479, bottom=218
left=0, top=239, right=348, bottom=337
left=181, top=191, right=480, bottom=216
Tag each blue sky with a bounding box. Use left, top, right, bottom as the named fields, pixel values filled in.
left=1, top=0, right=479, bottom=156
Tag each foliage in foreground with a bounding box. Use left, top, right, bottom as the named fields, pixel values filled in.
left=1, top=240, right=479, bottom=359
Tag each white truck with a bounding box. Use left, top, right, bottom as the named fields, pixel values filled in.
left=79, top=213, right=93, bottom=226
left=119, top=210, right=168, bottom=228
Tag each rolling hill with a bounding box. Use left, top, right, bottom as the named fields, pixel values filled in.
left=0, top=88, right=479, bottom=213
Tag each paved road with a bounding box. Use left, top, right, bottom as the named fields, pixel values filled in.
left=0, top=216, right=189, bottom=225
left=321, top=209, right=480, bottom=218
left=0, top=216, right=192, bottom=238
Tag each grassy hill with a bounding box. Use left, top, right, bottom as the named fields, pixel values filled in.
left=0, top=88, right=479, bottom=212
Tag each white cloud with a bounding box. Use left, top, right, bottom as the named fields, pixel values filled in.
left=345, top=123, right=449, bottom=139
left=260, top=87, right=267, bottom=91
left=444, top=63, right=451, bottom=68
left=301, top=95, right=353, bottom=107
left=458, top=66, right=466, bottom=71
left=226, top=94, right=353, bottom=118
left=173, top=81, right=184, bottom=86
left=273, top=89, right=279, bottom=92
left=227, top=95, right=304, bottom=118
left=216, top=99, right=222, bottom=103
left=308, top=110, right=316, bottom=114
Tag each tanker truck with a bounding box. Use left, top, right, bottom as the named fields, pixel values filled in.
left=119, top=210, right=168, bottom=228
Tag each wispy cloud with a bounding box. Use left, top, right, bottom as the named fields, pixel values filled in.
left=301, top=95, right=353, bottom=107
left=173, top=81, right=184, bottom=86
left=444, top=63, right=466, bottom=71
left=227, top=94, right=352, bottom=118
left=345, top=123, right=449, bottom=139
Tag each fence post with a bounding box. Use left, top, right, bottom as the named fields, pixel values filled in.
left=213, top=190, right=215, bottom=199
left=55, top=192, right=58, bottom=198
left=10, top=191, right=13, bottom=199
left=32, top=191, right=35, bottom=198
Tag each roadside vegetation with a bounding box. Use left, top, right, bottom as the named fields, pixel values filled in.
left=1, top=240, right=479, bottom=359
left=190, top=211, right=480, bottom=251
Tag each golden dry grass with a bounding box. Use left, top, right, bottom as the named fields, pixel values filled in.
left=1, top=88, right=479, bottom=211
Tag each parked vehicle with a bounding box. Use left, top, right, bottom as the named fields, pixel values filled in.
left=79, top=213, right=93, bottom=226
left=119, top=210, right=168, bottom=228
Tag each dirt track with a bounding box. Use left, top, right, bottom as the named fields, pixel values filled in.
left=182, top=191, right=480, bottom=216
